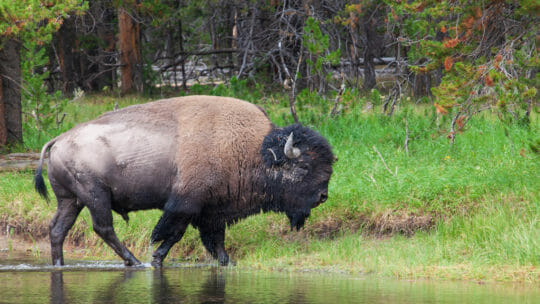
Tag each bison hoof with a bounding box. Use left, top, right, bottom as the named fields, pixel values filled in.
left=221, top=259, right=236, bottom=267
left=53, top=259, right=64, bottom=266
left=151, top=258, right=163, bottom=268
left=218, top=255, right=230, bottom=266
left=124, top=259, right=142, bottom=267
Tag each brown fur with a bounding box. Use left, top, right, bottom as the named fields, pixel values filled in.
left=34, top=95, right=333, bottom=267
left=170, top=96, right=272, bottom=202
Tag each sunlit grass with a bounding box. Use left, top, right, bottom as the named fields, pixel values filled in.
left=1, top=85, right=538, bottom=282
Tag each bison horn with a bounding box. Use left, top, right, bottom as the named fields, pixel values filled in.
left=284, top=132, right=301, bottom=159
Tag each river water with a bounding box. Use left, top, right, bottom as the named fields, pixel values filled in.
left=0, top=255, right=538, bottom=304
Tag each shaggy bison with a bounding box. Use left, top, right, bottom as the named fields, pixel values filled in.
left=34, top=96, right=334, bottom=267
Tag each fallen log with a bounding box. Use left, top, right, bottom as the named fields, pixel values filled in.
left=0, top=153, right=46, bottom=172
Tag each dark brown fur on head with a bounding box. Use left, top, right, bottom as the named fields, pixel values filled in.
left=260, top=124, right=334, bottom=230
left=261, top=124, right=334, bottom=167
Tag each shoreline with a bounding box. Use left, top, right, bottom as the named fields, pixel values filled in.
left=1, top=232, right=537, bottom=284
left=0, top=95, right=537, bottom=285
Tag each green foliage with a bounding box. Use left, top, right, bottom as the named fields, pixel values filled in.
left=188, top=77, right=262, bottom=103
left=1, top=91, right=538, bottom=281
left=0, top=0, right=86, bottom=40
left=303, top=17, right=341, bottom=72
left=370, top=88, right=382, bottom=105
left=386, top=0, right=539, bottom=125
left=141, top=50, right=160, bottom=95
left=21, top=37, right=69, bottom=144
left=1, top=0, right=87, bottom=147
left=303, top=16, right=341, bottom=88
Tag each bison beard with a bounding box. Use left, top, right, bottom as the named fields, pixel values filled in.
left=33, top=96, right=334, bottom=267
left=287, top=211, right=310, bottom=231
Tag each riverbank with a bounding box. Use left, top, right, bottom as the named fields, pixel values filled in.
left=0, top=87, right=538, bottom=283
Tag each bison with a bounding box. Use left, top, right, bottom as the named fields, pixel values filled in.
left=34, top=95, right=334, bottom=267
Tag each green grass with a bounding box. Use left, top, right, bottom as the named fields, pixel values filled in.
left=0, top=85, right=538, bottom=282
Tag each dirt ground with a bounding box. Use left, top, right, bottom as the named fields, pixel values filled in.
left=0, top=233, right=51, bottom=256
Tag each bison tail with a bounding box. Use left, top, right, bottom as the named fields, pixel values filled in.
left=34, top=138, right=56, bottom=203
left=34, top=168, right=48, bottom=202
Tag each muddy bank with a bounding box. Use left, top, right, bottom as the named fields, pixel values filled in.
left=285, top=210, right=435, bottom=240
left=0, top=232, right=91, bottom=260
left=1, top=209, right=436, bottom=249
left=0, top=233, right=50, bottom=256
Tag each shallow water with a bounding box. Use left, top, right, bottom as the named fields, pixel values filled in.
left=0, top=254, right=538, bottom=304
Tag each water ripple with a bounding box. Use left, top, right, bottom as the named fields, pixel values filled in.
left=0, top=261, right=217, bottom=272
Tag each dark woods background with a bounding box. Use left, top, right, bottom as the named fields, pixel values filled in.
left=0, top=0, right=538, bottom=147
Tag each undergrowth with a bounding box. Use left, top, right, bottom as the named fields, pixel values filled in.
left=0, top=82, right=538, bottom=282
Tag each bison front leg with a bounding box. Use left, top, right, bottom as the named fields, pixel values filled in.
left=150, top=217, right=189, bottom=267
left=150, top=198, right=200, bottom=267
left=199, top=224, right=229, bottom=266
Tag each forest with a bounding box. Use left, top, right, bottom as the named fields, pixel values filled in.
left=0, top=0, right=538, bottom=146
left=0, top=0, right=538, bottom=282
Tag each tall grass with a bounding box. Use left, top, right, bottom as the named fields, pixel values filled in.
left=0, top=83, right=538, bottom=282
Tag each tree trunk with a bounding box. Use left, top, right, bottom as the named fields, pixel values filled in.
left=413, top=59, right=431, bottom=97
left=0, top=39, right=22, bottom=147
left=56, top=16, right=78, bottom=96
left=178, top=19, right=187, bottom=90
left=0, top=75, right=5, bottom=146
left=363, top=52, right=376, bottom=91
left=118, top=7, right=143, bottom=94
left=94, top=2, right=115, bottom=91
left=362, top=13, right=377, bottom=91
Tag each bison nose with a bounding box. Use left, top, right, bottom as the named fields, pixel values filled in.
left=319, top=191, right=328, bottom=203
left=312, top=191, right=328, bottom=208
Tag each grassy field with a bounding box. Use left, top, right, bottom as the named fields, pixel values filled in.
left=0, top=83, right=538, bottom=282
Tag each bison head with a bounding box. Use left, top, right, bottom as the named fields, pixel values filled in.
left=261, top=124, right=334, bottom=230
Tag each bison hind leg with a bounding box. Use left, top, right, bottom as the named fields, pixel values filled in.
left=74, top=181, right=141, bottom=267
left=49, top=196, right=83, bottom=266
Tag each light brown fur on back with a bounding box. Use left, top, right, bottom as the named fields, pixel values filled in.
left=49, top=95, right=272, bottom=205
left=170, top=96, right=272, bottom=200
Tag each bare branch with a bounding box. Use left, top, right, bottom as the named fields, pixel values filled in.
left=373, top=145, right=396, bottom=177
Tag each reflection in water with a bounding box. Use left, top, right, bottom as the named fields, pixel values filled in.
left=96, top=270, right=136, bottom=304
left=47, top=267, right=228, bottom=304
left=152, top=268, right=184, bottom=304
left=50, top=271, right=65, bottom=304
left=199, top=269, right=226, bottom=304
left=0, top=262, right=538, bottom=304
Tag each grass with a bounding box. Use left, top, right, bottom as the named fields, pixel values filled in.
left=0, top=83, right=538, bottom=282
